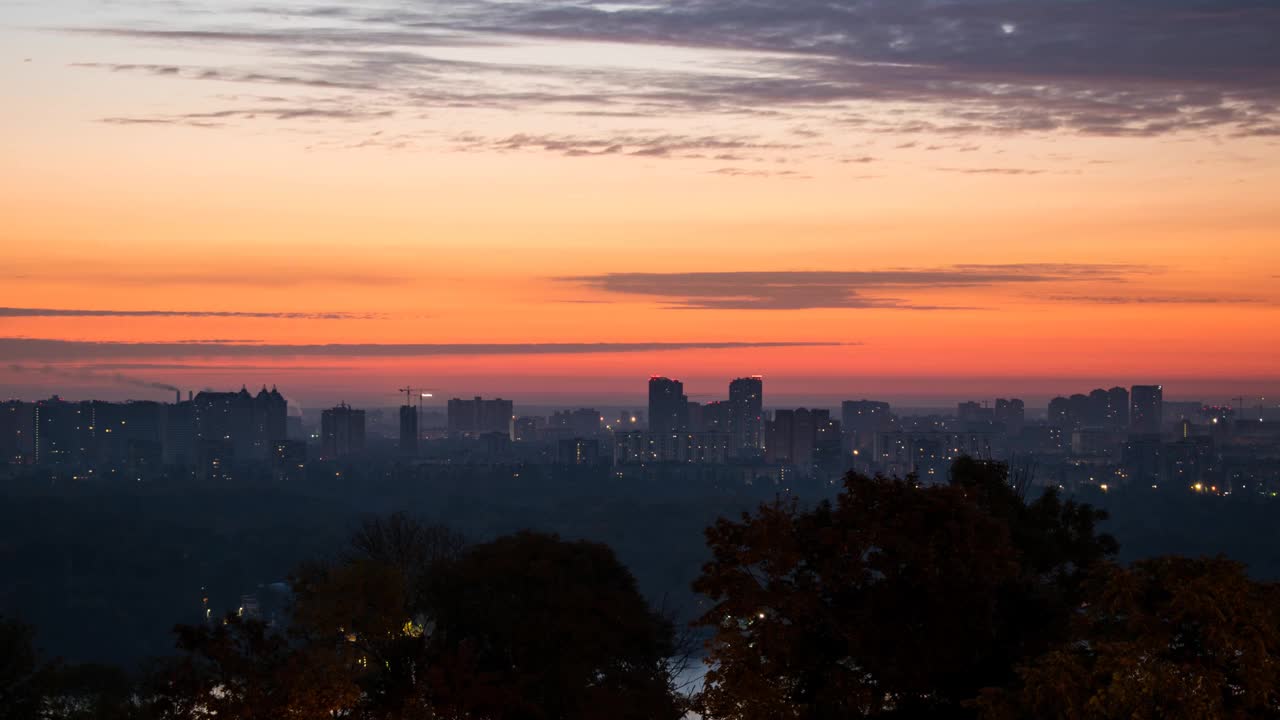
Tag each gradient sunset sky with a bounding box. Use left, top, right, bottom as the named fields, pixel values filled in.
left=2, top=0, right=1277, bottom=408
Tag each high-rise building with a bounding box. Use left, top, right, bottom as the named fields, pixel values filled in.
left=321, top=403, right=366, bottom=459
left=557, top=437, right=601, bottom=465
left=399, top=404, right=418, bottom=457
left=648, top=377, right=688, bottom=435
left=994, top=398, right=1025, bottom=437
left=841, top=400, right=893, bottom=453
left=190, top=386, right=286, bottom=462
left=766, top=408, right=832, bottom=469
left=550, top=408, right=603, bottom=437
left=957, top=401, right=994, bottom=424
left=33, top=396, right=78, bottom=465
left=1106, top=387, right=1130, bottom=429
left=728, top=376, right=764, bottom=452
left=1131, top=385, right=1164, bottom=435
left=1, top=400, right=34, bottom=464
left=447, top=397, right=514, bottom=438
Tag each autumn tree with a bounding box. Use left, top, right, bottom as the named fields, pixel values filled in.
left=978, top=556, right=1280, bottom=719
left=693, top=458, right=1116, bottom=719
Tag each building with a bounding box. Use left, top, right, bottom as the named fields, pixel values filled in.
left=873, top=430, right=995, bottom=480
left=550, top=408, right=603, bottom=437
left=612, top=430, right=734, bottom=465
left=557, top=437, right=601, bottom=465
left=0, top=400, right=34, bottom=464
left=766, top=408, right=838, bottom=472
left=447, top=397, right=514, bottom=438
left=1106, top=387, right=1130, bottom=429
left=398, top=404, right=418, bottom=457
left=1122, top=435, right=1163, bottom=485
left=994, top=398, right=1025, bottom=437
left=647, top=377, right=688, bottom=435
left=320, top=403, right=366, bottom=459
left=728, top=376, right=764, bottom=453
left=33, top=396, right=79, bottom=465
left=1131, top=385, right=1164, bottom=435
left=190, top=387, right=286, bottom=463
left=841, top=400, right=893, bottom=452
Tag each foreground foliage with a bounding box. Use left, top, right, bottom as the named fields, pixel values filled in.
left=692, top=459, right=1118, bottom=718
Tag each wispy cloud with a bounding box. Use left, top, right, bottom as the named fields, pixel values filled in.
left=62, top=0, right=1280, bottom=141
left=0, top=307, right=374, bottom=319
left=456, top=132, right=799, bottom=159
left=0, top=339, right=846, bottom=363
left=936, top=167, right=1046, bottom=176
left=562, top=265, right=1148, bottom=310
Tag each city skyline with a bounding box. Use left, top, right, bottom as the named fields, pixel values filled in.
left=3, top=0, right=1278, bottom=402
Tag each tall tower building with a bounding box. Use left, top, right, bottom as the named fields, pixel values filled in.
left=648, top=377, right=689, bottom=435
left=399, top=404, right=418, bottom=457
left=321, top=403, right=366, bottom=459
left=1130, top=385, right=1164, bottom=435
left=728, top=376, right=764, bottom=451
left=1106, top=387, right=1130, bottom=429
left=994, top=398, right=1025, bottom=437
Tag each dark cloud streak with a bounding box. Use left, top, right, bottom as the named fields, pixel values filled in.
left=0, top=339, right=846, bottom=363
left=0, top=307, right=374, bottom=319
left=563, top=265, right=1149, bottom=310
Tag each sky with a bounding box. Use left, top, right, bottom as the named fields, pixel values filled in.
left=1, top=0, right=1278, bottom=408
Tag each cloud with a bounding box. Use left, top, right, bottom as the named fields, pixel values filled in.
left=102, top=106, right=394, bottom=128
left=459, top=132, right=798, bottom=159
left=0, top=339, right=846, bottom=363
left=710, top=168, right=809, bottom=179
left=63, top=0, right=1280, bottom=143
left=4, top=265, right=412, bottom=288
left=935, top=167, right=1046, bottom=175
left=0, top=307, right=374, bottom=319
left=1044, top=295, right=1265, bottom=305
left=79, top=363, right=359, bottom=372
left=562, top=265, right=1147, bottom=310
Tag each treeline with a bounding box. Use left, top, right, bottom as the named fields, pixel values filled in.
left=5, top=459, right=1280, bottom=719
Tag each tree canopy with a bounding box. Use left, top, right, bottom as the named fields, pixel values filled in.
left=692, top=459, right=1117, bottom=719
left=147, top=518, right=683, bottom=719
left=979, top=556, right=1280, bottom=719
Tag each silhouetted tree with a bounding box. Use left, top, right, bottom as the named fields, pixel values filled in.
left=423, top=531, right=685, bottom=720
left=152, top=521, right=682, bottom=719
left=0, top=615, right=42, bottom=720
left=40, top=663, right=142, bottom=720
left=345, top=512, right=468, bottom=596
left=692, top=458, right=1116, bottom=719
left=147, top=614, right=360, bottom=720
left=977, top=556, right=1280, bottom=719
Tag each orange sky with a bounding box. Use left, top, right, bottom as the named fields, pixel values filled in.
left=1, top=1, right=1277, bottom=407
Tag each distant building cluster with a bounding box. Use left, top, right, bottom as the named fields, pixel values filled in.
left=1, top=386, right=301, bottom=481
left=4, top=379, right=1278, bottom=495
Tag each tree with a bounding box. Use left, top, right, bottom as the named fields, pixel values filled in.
left=692, top=459, right=1116, bottom=719
left=978, top=556, right=1280, bottom=719
left=0, top=615, right=42, bottom=720
left=147, top=614, right=361, bottom=720
left=423, top=531, right=685, bottom=720
left=152, top=520, right=683, bottom=720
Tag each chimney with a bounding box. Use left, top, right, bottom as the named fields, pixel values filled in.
left=188, top=390, right=193, bottom=402
left=176, top=389, right=181, bottom=405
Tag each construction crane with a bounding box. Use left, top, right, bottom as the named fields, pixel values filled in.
left=398, top=387, right=436, bottom=410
